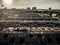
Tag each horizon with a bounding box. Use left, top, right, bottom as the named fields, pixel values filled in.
left=0, top=7, right=60, bottom=9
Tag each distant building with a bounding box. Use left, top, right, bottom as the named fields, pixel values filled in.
left=48, top=7, right=52, bottom=11
left=27, top=7, right=30, bottom=10
left=32, top=7, right=37, bottom=11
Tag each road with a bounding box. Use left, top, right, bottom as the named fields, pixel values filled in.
left=0, top=20, right=60, bottom=23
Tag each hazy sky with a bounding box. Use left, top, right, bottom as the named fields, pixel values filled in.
left=3, top=0, right=60, bottom=9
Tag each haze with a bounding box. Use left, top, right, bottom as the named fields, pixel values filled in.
left=2, top=0, right=60, bottom=9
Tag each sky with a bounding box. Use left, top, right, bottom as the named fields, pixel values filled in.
left=1, top=0, right=60, bottom=9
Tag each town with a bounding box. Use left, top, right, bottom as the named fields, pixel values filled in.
left=0, top=7, right=60, bottom=45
